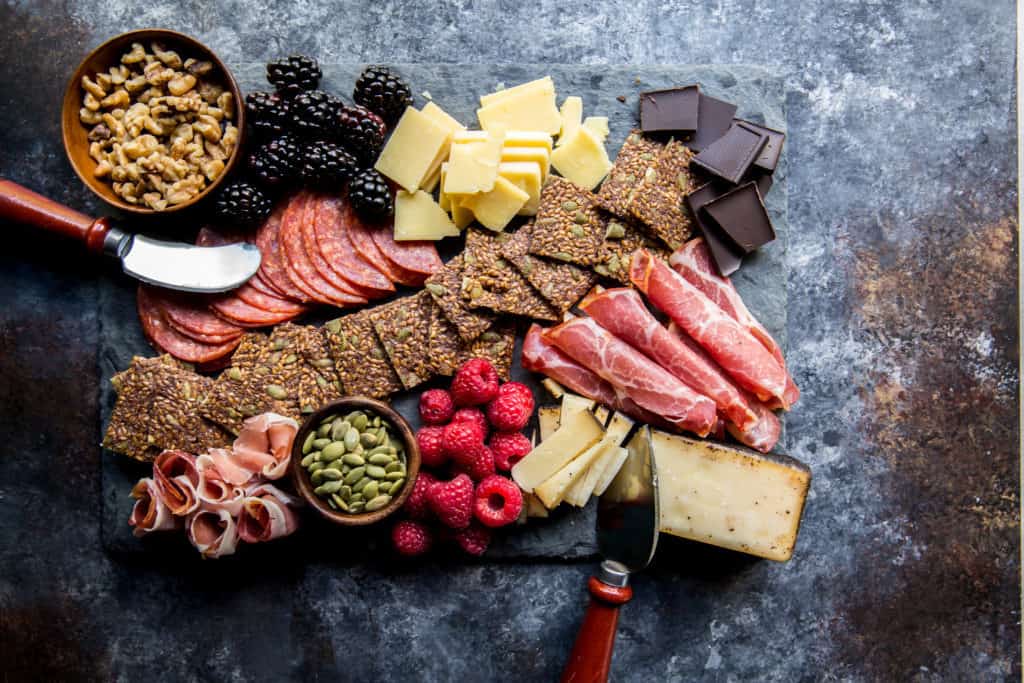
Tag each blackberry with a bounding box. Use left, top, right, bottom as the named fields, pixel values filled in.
left=353, top=65, right=413, bottom=125
left=249, top=134, right=302, bottom=186
left=245, top=91, right=290, bottom=137
left=215, top=181, right=272, bottom=227
left=337, top=104, right=387, bottom=165
left=348, top=169, right=393, bottom=221
left=266, top=55, right=322, bottom=97
left=301, top=140, right=358, bottom=189
left=289, top=90, right=342, bottom=138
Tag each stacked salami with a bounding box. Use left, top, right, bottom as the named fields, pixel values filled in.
left=129, top=413, right=303, bottom=558
left=522, top=238, right=799, bottom=453
left=137, top=191, right=443, bottom=367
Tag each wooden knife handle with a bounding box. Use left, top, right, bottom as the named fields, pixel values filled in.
left=0, top=178, right=113, bottom=254
left=560, top=576, right=633, bottom=683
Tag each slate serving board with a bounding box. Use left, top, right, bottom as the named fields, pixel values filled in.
left=98, top=64, right=788, bottom=561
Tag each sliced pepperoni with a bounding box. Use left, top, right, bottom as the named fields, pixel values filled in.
left=368, top=221, right=443, bottom=276
left=209, top=294, right=303, bottom=327
left=299, top=193, right=379, bottom=301
left=138, top=286, right=241, bottom=364
left=235, top=281, right=309, bottom=315
left=166, top=316, right=243, bottom=345
left=313, top=195, right=395, bottom=295
left=346, top=212, right=423, bottom=286
left=149, top=286, right=244, bottom=339
left=256, top=199, right=314, bottom=304
left=250, top=271, right=304, bottom=303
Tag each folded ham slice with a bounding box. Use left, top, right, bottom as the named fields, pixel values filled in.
left=195, top=453, right=246, bottom=516
left=668, top=238, right=799, bottom=408
left=579, top=288, right=757, bottom=431
left=129, top=477, right=179, bottom=537
left=543, top=317, right=718, bottom=436
left=238, top=483, right=302, bottom=543
left=630, top=249, right=794, bottom=410
left=152, top=450, right=200, bottom=516
left=187, top=508, right=240, bottom=558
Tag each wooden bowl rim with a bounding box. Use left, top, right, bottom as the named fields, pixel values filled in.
left=290, top=397, right=421, bottom=527
left=61, top=28, right=245, bottom=215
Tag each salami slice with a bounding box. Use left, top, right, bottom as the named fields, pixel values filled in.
left=149, top=287, right=243, bottom=340
left=235, top=281, right=309, bottom=315
left=347, top=215, right=423, bottom=286
left=252, top=271, right=302, bottom=303
left=255, top=200, right=314, bottom=304
left=166, top=316, right=242, bottom=345
left=209, top=295, right=303, bottom=327
left=280, top=193, right=369, bottom=306
left=299, top=194, right=377, bottom=301
left=313, top=195, right=395, bottom=294
left=138, top=286, right=242, bottom=364
left=368, top=222, right=443, bottom=276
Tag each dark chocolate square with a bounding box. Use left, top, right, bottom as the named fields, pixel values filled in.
left=639, top=85, right=700, bottom=133
left=733, top=118, right=785, bottom=173
left=690, top=122, right=768, bottom=184
left=686, top=182, right=744, bottom=277
left=686, top=93, right=738, bottom=152
left=701, top=181, right=775, bottom=254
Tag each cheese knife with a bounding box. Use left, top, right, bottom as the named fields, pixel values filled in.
left=561, top=425, right=659, bottom=683
left=0, top=178, right=261, bottom=293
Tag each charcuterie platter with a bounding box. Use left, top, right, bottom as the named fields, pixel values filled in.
left=83, top=56, right=800, bottom=562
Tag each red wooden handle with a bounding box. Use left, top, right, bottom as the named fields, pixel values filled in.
left=560, top=576, right=634, bottom=683
left=0, top=178, right=112, bottom=253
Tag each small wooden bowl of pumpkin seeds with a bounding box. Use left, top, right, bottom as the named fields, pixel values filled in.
left=290, top=397, right=420, bottom=526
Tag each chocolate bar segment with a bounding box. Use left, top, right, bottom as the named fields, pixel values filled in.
left=691, top=122, right=767, bottom=184
left=701, top=181, right=775, bottom=254
left=686, top=182, right=743, bottom=277
left=734, top=118, right=785, bottom=173
left=687, top=93, right=738, bottom=152
left=639, top=85, right=700, bottom=134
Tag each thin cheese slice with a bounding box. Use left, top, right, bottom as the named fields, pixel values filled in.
left=421, top=101, right=466, bottom=133
left=583, top=116, right=610, bottom=142
left=563, top=436, right=619, bottom=506
left=511, top=408, right=603, bottom=492
left=444, top=129, right=505, bottom=194
left=374, top=107, right=450, bottom=192
left=438, top=164, right=451, bottom=211
left=394, top=190, right=459, bottom=241
left=603, top=412, right=635, bottom=445
left=458, top=175, right=528, bottom=231
left=501, top=146, right=551, bottom=182
left=557, top=96, right=583, bottom=146
left=498, top=161, right=543, bottom=216
left=592, top=446, right=630, bottom=497
left=549, top=125, right=613, bottom=190
left=534, top=436, right=609, bottom=509
left=480, top=76, right=554, bottom=107
left=477, top=87, right=561, bottom=135
left=651, top=430, right=811, bottom=562
left=537, top=405, right=560, bottom=442
left=561, top=393, right=595, bottom=423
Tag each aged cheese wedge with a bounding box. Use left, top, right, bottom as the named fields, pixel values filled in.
left=394, top=190, right=459, bottom=241
left=501, top=146, right=551, bottom=182
left=550, top=125, right=613, bottom=190
left=458, top=175, right=529, bottom=231
left=592, top=446, right=630, bottom=497
left=511, top=408, right=604, bottom=492
left=537, top=405, right=560, bottom=442
left=534, top=436, right=611, bottom=509
left=374, top=107, right=451, bottom=192
left=558, top=96, right=583, bottom=146
left=651, top=430, right=811, bottom=561
left=561, top=393, right=596, bottom=423
left=583, top=116, right=610, bottom=142
left=477, top=87, right=561, bottom=135
left=444, top=129, right=505, bottom=195
left=480, top=76, right=554, bottom=107
left=498, top=161, right=543, bottom=216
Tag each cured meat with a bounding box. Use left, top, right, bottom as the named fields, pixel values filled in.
left=129, top=477, right=179, bottom=537
left=669, top=238, right=799, bottom=408
left=209, top=293, right=303, bottom=327
left=255, top=199, right=314, bottom=304
left=152, top=450, right=200, bottom=516
left=367, top=221, right=443, bottom=277
left=195, top=452, right=246, bottom=515
left=238, top=483, right=301, bottom=543
left=299, top=193, right=378, bottom=302
left=250, top=271, right=303, bottom=303
left=346, top=213, right=422, bottom=286
left=229, top=413, right=298, bottom=481
left=543, top=317, right=718, bottom=436
left=138, top=286, right=242, bottom=364
left=630, top=249, right=794, bottom=409
left=165, top=316, right=242, bottom=345
left=579, top=288, right=757, bottom=431
left=187, top=508, right=240, bottom=558
left=234, top=282, right=308, bottom=315
left=146, top=287, right=243, bottom=342
left=313, top=195, right=395, bottom=295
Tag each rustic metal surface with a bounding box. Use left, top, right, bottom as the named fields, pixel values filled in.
left=0, top=1, right=1018, bottom=681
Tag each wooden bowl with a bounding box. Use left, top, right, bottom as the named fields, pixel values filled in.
left=61, top=29, right=246, bottom=215
left=290, top=397, right=421, bottom=527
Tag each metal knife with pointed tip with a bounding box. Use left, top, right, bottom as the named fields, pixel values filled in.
left=0, top=179, right=261, bottom=293
left=561, top=425, right=659, bottom=683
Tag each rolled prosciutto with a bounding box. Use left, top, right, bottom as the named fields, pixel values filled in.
left=129, top=477, right=179, bottom=537
left=230, top=413, right=299, bottom=481
left=195, top=452, right=246, bottom=516
left=187, top=508, right=240, bottom=558
left=521, top=324, right=621, bottom=408
left=543, top=317, right=718, bottom=436
left=152, top=450, right=200, bottom=516
left=238, top=483, right=302, bottom=544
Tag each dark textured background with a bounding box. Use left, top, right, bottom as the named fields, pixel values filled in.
left=0, top=1, right=1019, bottom=681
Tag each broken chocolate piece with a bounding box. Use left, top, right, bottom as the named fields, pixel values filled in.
left=687, top=93, right=738, bottom=152
left=686, top=182, right=744, bottom=277
left=691, top=122, right=767, bottom=184
left=639, top=85, right=700, bottom=134
left=734, top=118, right=785, bottom=173
left=701, top=182, right=775, bottom=254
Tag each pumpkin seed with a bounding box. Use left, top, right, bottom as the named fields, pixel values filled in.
left=553, top=251, right=572, bottom=261
left=313, top=437, right=332, bottom=450
left=266, top=384, right=287, bottom=400
left=343, top=429, right=360, bottom=452
left=331, top=494, right=348, bottom=512
left=349, top=502, right=365, bottom=513
left=349, top=493, right=364, bottom=504
left=605, top=222, right=625, bottom=239
left=342, top=453, right=365, bottom=467
left=323, top=461, right=342, bottom=473
left=320, top=469, right=343, bottom=481
left=339, top=485, right=352, bottom=501
left=325, top=319, right=341, bottom=334
left=387, top=478, right=406, bottom=495
left=368, top=453, right=393, bottom=466
left=366, top=465, right=387, bottom=479
left=343, top=466, right=366, bottom=485
left=316, top=423, right=331, bottom=438
left=314, top=358, right=334, bottom=368
left=311, top=470, right=326, bottom=485
left=573, top=211, right=588, bottom=225
left=352, top=476, right=370, bottom=493
left=360, top=432, right=377, bottom=448
left=362, top=481, right=379, bottom=500
left=300, top=453, right=317, bottom=468
left=372, top=416, right=381, bottom=427
left=426, top=283, right=447, bottom=296
left=352, top=413, right=369, bottom=431
left=308, top=461, right=325, bottom=472
left=384, top=461, right=403, bottom=474
left=367, top=445, right=393, bottom=458
left=396, top=327, right=412, bottom=341
left=327, top=497, right=338, bottom=510
left=385, top=471, right=406, bottom=481
left=321, top=442, right=346, bottom=460
left=314, top=480, right=343, bottom=496
left=331, top=420, right=350, bottom=441
left=227, top=367, right=242, bottom=381
left=561, top=200, right=578, bottom=211
left=365, top=495, right=391, bottom=512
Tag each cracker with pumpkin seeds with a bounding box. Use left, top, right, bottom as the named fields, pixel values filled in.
left=465, top=321, right=516, bottom=380
left=596, top=130, right=664, bottom=217
left=594, top=214, right=670, bottom=284
left=290, top=325, right=344, bottom=414
left=427, top=304, right=516, bottom=380
left=503, top=222, right=599, bottom=313
left=459, top=227, right=560, bottom=321
left=369, top=291, right=436, bottom=390
left=527, top=176, right=609, bottom=266
left=110, top=354, right=190, bottom=393
left=323, top=310, right=403, bottom=399
left=625, top=139, right=698, bottom=250
left=424, top=254, right=496, bottom=342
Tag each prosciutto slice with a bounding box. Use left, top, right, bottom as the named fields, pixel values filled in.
left=238, top=483, right=302, bottom=543
left=129, top=478, right=179, bottom=537
left=668, top=238, right=799, bottom=408
left=187, top=508, right=240, bottom=558
left=231, top=413, right=299, bottom=481
left=630, top=249, right=794, bottom=409
left=579, top=288, right=757, bottom=431
left=195, top=453, right=246, bottom=516
left=151, top=450, right=201, bottom=516
left=543, top=317, right=718, bottom=436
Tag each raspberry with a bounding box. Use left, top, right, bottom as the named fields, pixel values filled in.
left=486, top=382, right=535, bottom=432
left=473, top=475, right=523, bottom=528
left=451, top=358, right=500, bottom=407
left=459, top=445, right=495, bottom=482
left=452, top=407, right=489, bottom=438
left=417, top=426, right=448, bottom=468
left=391, top=520, right=433, bottom=557
left=453, top=522, right=492, bottom=556
left=441, top=420, right=486, bottom=464
left=402, top=471, right=437, bottom=520
left=428, top=474, right=475, bottom=529
left=489, top=432, right=532, bottom=471
left=419, top=388, right=455, bottom=425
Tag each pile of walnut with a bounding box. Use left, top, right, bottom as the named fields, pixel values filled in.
left=79, top=41, right=238, bottom=210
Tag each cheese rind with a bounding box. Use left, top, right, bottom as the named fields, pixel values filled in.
left=394, top=190, right=459, bottom=241
left=534, top=436, right=609, bottom=509
left=549, top=125, right=613, bottom=190
left=651, top=430, right=811, bottom=562
left=558, top=96, right=583, bottom=146
left=374, top=107, right=450, bottom=192
left=458, top=175, right=529, bottom=231
left=511, top=409, right=604, bottom=492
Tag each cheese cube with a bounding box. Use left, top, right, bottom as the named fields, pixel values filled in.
left=394, top=190, right=459, bottom=241
left=444, top=129, right=505, bottom=195
left=477, top=87, right=561, bottom=135
left=583, top=116, right=610, bottom=142
left=651, top=430, right=811, bottom=562
left=550, top=125, right=613, bottom=190
left=538, top=405, right=560, bottom=442
left=501, top=146, right=551, bottom=182
left=511, top=408, right=604, bottom=492
left=592, top=446, right=630, bottom=496
left=557, top=96, right=583, bottom=146
left=458, top=176, right=529, bottom=231
left=374, top=107, right=451, bottom=192
left=498, top=162, right=543, bottom=216
left=534, top=436, right=611, bottom=509
left=479, top=76, right=554, bottom=107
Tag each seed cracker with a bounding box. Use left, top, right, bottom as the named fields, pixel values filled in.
left=323, top=310, right=402, bottom=399
left=527, top=176, right=609, bottom=266
left=596, top=130, right=663, bottom=217
left=427, top=303, right=516, bottom=380
left=595, top=214, right=670, bottom=284
left=424, top=254, right=496, bottom=342
left=369, top=291, right=436, bottom=390
left=626, top=139, right=698, bottom=250
left=289, top=324, right=344, bottom=414
left=459, top=228, right=560, bottom=321
left=503, top=222, right=599, bottom=313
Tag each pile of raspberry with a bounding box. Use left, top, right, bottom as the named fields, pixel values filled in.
left=391, top=358, right=535, bottom=558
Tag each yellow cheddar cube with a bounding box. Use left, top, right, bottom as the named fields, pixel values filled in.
left=498, top=161, right=542, bottom=216
left=477, top=86, right=561, bottom=135
left=501, top=145, right=550, bottom=182
left=583, top=116, right=610, bottom=142
left=443, top=129, right=505, bottom=195
left=458, top=176, right=529, bottom=231
left=374, top=107, right=450, bottom=192
left=479, top=76, right=554, bottom=107
left=394, top=190, right=459, bottom=241
left=557, top=96, right=583, bottom=146
left=549, top=125, right=613, bottom=190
